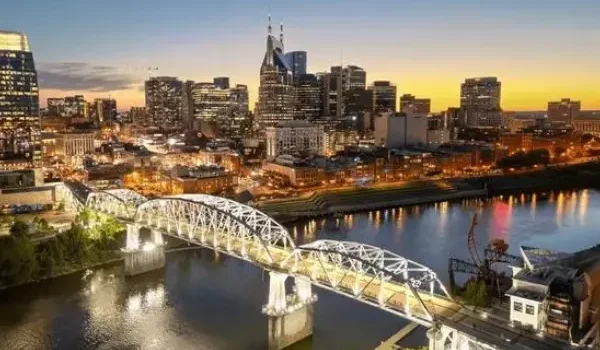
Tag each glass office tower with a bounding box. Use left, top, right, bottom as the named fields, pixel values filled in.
left=0, top=31, right=41, bottom=170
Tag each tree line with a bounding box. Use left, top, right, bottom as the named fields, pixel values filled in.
left=0, top=209, right=125, bottom=288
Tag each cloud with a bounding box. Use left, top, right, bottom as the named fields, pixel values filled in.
left=38, top=62, right=138, bottom=92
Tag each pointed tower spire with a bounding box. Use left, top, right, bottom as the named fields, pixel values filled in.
left=280, top=18, right=284, bottom=44
left=268, top=11, right=272, bottom=35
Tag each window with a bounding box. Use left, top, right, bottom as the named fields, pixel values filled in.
left=526, top=305, right=535, bottom=315
left=514, top=302, right=523, bottom=312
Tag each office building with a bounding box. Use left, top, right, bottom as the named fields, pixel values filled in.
left=213, top=77, right=230, bottom=89
left=256, top=17, right=294, bottom=126
left=319, top=72, right=342, bottom=117
left=547, top=98, right=581, bottom=123
left=0, top=30, right=41, bottom=170
left=374, top=112, right=427, bottom=148
left=184, top=80, right=249, bottom=138
left=64, top=95, right=88, bottom=118
left=265, top=120, right=324, bottom=158
left=573, top=119, right=600, bottom=136
left=92, top=98, right=116, bottom=124
left=400, top=94, right=431, bottom=115
left=130, top=107, right=148, bottom=125
left=145, top=76, right=183, bottom=127
left=56, top=131, right=95, bottom=166
left=285, top=51, right=307, bottom=82
left=460, top=77, right=502, bottom=127
left=47, top=98, right=65, bottom=116
left=181, top=80, right=195, bottom=131
left=331, top=65, right=366, bottom=91
left=369, top=81, right=397, bottom=114
left=293, top=74, right=321, bottom=120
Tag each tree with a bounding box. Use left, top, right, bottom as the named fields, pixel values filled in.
left=474, top=280, right=489, bottom=307
left=9, top=220, right=30, bottom=238
left=57, top=201, right=66, bottom=212
left=0, top=214, right=14, bottom=228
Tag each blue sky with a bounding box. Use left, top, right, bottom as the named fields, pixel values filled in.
left=3, top=0, right=600, bottom=110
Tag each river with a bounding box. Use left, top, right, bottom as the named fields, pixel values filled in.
left=1, top=189, right=599, bottom=350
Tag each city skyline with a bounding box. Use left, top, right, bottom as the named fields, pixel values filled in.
left=3, top=0, right=600, bottom=112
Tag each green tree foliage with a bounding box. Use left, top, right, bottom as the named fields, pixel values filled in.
left=9, top=220, right=30, bottom=238
left=461, top=279, right=489, bottom=308
left=0, top=214, right=15, bottom=228
left=496, top=149, right=550, bottom=169
left=0, top=209, right=125, bottom=288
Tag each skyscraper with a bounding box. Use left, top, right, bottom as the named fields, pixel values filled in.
left=285, top=51, right=307, bottom=82
left=0, top=31, right=41, bottom=169
left=330, top=65, right=366, bottom=91
left=293, top=74, right=321, bottom=120
left=256, top=15, right=294, bottom=127
left=369, top=81, right=397, bottom=114
left=184, top=80, right=249, bottom=138
left=92, top=98, right=116, bottom=124
left=460, top=77, right=502, bottom=127
left=400, top=94, right=431, bottom=115
left=547, top=98, right=581, bottom=123
left=213, top=77, right=230, bottom=89
left=64, top=95, right=88, bottom=118
left=145, top=76, right=183, bottom=127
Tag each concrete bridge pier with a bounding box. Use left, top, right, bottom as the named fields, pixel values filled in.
left=262, top=273, right=318, bottom=350
left=123, top=224, right=165, bottom=276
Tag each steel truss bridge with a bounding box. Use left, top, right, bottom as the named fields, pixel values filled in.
left=59, top=182, right=560, bottom=350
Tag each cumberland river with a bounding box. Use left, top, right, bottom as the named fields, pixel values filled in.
left=1, top=190, right=600, bottom=350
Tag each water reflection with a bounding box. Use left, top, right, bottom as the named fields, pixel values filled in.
left=2, top=189, right=600, bottom=350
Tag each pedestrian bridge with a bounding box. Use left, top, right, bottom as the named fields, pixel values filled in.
left=60, top=182, right=556, bottom=350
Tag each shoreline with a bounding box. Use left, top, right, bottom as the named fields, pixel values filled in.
left=0, top=255, right=124, bottom=291
left=261, top=161, right=600, bottom=224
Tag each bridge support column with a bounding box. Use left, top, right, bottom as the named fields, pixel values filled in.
left=262, top=273, right=318, bottom=350
left=123, top=224, right=165, bottom=277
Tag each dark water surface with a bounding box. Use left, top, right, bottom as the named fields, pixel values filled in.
left=1, top=190, right=599, bottom=350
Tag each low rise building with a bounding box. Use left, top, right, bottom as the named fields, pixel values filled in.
left=374, top=112, right=427, bottom=148
left=169, top=165, right=237, bottom=194
left=506, top=245, right=600, bottom=343
left=265, top=120, right=324, bottom=159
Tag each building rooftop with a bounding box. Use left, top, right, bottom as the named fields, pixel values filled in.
left=505, top=286, right=547, bottom=302
left=0, top=31, right=30, bottom=52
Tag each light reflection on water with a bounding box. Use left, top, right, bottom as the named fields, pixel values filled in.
left=0, top=189, right=598, bottom=350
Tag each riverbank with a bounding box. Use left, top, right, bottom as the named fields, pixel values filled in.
left=257, top=160, right=600, bottom=223
left=257, top=180, right=486, bottom=223
left=0, top=254, right=123, bottom=291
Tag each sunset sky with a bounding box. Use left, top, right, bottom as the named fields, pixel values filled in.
left=3, top=0, right=600, bottom=112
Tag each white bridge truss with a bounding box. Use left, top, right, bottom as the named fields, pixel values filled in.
left=281, top=240, right=451, bottom=326
left=86, top=189, right=148, bottom=219
left=62, top=186, right=452, bottom=327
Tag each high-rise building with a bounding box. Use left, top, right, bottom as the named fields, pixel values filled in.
left=64, top=95, right=88, bottom=118
left=145, top=76, right=183, bottom=127
left=369, top=81, right=397, bottom=114
left=47, top=98, right=65, bottom=116
left=181, top=80, right=195, bottom=131
left=130, top=107, right=148, bottom=125
left=293, top=74, right=321, bottom=120
left=460, top=77, right=502, bottom=127
left=285, top=51, right=307, bottom=82
left=92, top=98, right=116, bottom=124
left=330, top=65, right=366, bottom=91
left=229, top=84, right=250, bottom=137
left=400, top=94, right=431, bottom=115
left=256, top=16, right=294, bottom=127
left=547, top=98, right=581, bottom=123
left=0, top=31, right=41, bottom=169
left=319, top=72, right=342, bottom=117
left=213, top=77, right=230, bottom=89
left=265, top=120, right=324, bottom=158
left=185, top=80, right=249, bottom=138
